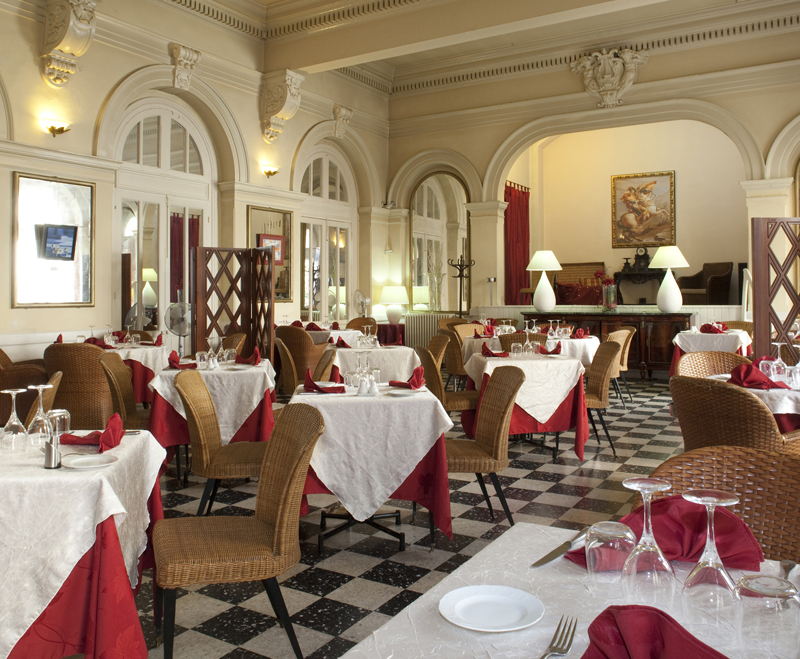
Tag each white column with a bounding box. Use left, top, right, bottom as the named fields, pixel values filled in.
left=465, top=201, right=508, bottom=309
left=740, top=178, right=795, bottom=266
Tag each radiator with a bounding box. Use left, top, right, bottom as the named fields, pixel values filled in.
left=404, top=313, right=454, bottom=349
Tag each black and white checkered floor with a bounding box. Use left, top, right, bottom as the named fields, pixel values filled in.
left=139, top=378, right=683, bottom=659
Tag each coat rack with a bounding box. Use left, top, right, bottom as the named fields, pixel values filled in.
left=448, top=255, right=475, bottom=317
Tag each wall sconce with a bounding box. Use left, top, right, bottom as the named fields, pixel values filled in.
left=261, top=163, right=280, bottom=178
left=40, top=118, right=71, bottom=137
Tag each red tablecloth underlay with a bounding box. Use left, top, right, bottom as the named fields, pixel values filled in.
left=461, top=375, right=590, bottom=461
left=377, top=323, right=405, bottom=346
left=669, top=345, right=752, bottom=377
left=125, top=359, right=155, bottom=405
left=11, top=482, right=164, bottom=659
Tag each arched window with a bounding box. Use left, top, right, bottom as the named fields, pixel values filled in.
left=300, top=155, right=349, bottom=202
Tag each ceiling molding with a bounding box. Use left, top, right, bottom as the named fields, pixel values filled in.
left=335, top=66, right=392, bottom=95
left=300, top=88, right=390, bottom=138
left=157, top=0, right=266, bottom=39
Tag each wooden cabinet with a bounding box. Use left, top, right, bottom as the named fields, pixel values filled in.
left=522, top=310, right=691, bottom=378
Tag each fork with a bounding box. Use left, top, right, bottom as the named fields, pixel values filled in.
left=538, top=615, right=577, bottom=659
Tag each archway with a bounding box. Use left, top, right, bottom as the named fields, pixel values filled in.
left=0, top=71, right=13, bottom=140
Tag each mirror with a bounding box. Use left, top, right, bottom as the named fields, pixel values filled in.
left=121, top=199, right=161, bottom=330
left=409, top=173, right=470, bottom=311
left=13, top=172, right=94, bottom=307
left=247, top=206, right=292, bottom=302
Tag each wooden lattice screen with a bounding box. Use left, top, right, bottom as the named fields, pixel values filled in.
left=752, top=217, right=800, bottom=359
left=193, top=247, right=275, bottom=363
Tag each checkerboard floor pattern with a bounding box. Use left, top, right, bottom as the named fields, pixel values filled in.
left=139, top=378, right=682, bottom=658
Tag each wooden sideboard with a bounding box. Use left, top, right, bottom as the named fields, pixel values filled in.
left=522, top=309, right=692, bottom=378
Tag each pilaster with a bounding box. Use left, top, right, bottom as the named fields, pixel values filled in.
left=465, top=201, right=508, bottom=308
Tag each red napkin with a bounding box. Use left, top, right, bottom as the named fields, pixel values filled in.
left=481, top=343, right=509, bottom=358
left=306, top=322, right=323, bottom=331
left=381, top=336, right=403, bottom=346
left=54, top=334, right=63, bottom=343
left=752, top=355, right=775, bottom=369
left=566, top=495, right=763, bottom=570
left=85, top=337, right=114, bottom=349
left=142, top=334, right=163, bottom=347
left=581, top=605, right=728, bottom=659
left=540, top=343, right=561, bottom=355
left=304, top=369, right=345, bottom=393
left=331, top=322, right=340, bottom=330
left=473, top=329, right=483, bottom=339
left=389, top=365, right=426, bottom=389
left=486, top=318, right=498, bottom=326
left=336, top=337, right=352, bottom=348
left=700, top=323, right=728, bottom=334
left=291, top=320, right=303, bottom=327
left=574, top=328, right=586, bottom=339
left=727, top=363, right=789, bottom=390
left=328, top=337, right=335, bottom=343
left=60, top=413, right=124, bottom=454
left=168, top=350, right=197, bottom=370
left=330, top=365, right=343, bottom=383
left=235, top=347, right=261, bottom=366
left=113, top=331, right=128, bottom=341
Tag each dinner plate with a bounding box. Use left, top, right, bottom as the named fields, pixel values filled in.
left=387, top=388, right=426, bottom=396
left=438, top=585, right=544, bottom=633
left=62, top=454, right=119, bottom=470
left=225, top=364, right=252, bottom=370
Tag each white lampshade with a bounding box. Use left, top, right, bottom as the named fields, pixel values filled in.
left=649, top=246, right=689, bottom=269
left=412, top=286, right=430, bottom=304
left=380, top=285, right=410, bottom=305
left=526, top=250, right=562, bottom=272
left=142, top=268, right=158, bottom=282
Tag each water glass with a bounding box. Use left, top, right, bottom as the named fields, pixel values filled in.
left=586, top=522, right=637, bottom=599
left=511, top=343, right=523, bottom=356
left=370, top=368, right=381, bottom=384
left=344, top=371, right=358, bottom=389
left=224, top=349, right=237, bottom=363
left=735, top=575, right=800, bottom=659
left=76, top=335, right=86, bottom=344
left=759, top=360, right=777, bottom=379
left=791, top=365, right=800, bottom=389
left=196, top=351, right=208, bottom=368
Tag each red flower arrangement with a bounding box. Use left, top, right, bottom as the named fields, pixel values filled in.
left=594, top=270, right=615, bottom=286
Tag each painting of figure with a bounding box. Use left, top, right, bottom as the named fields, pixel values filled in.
left=611, top=171, right=674, bottom=248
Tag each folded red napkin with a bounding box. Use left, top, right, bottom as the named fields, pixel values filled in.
left=113, top=331, right=128, bottom=341
left=85, top=337, right=114, bottom=349
left=700, top=323, right=728, bottom=334
left=54, top=334, right=63, bottom=343
left=303, top=369, right=345, bottom=393
left=540, top=343, right=561, bottom=355
left=389, top=365, right=426, bottom=389
left=142, top=334, right=164, bottom=347
left=336, top=337, right=351, bottom=348
left=60, top=413, right=124, bottom=454
left=330, top=365, right=343, bottom=383
left=752, top=355, right=775, bottom=369
left=381, top=336, right=403, bottom=346
left=566, top=495, right=763, bottom=570
left=235, top=347, right=261, bottom=366
left=574, top=328, right=586, bottom=339
left=168, top=350, right=197, bottom=370
left=331, top=322, right=340, bottom=330
left=582, top=605, right=728, bottom=659
left=306, top=322, right=323, bottom=331
left=481, top=343, right=509, bottom=358
left=727, top=363, right=789, bottom=390
left=291, top=320, right=303, bottom=327
left=328, top=337, right=335, bottom=343
left=473, top=329, right=483, bottom=339
left=486, top=318, right=498, bottom=326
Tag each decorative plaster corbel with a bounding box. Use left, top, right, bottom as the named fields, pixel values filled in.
left=570, top=47, right=649, bottom=108
left=332, top=104, right=353, bottom=138
left=260, top=69, right=304, bottom=143
left=40, top=0, right=99, bottom=87
left=168, top=42, right=202, bottom=91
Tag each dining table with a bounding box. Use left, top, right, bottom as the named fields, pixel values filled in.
left=306, top=329, right=363, bottom=346
left=147, top=360, right=277, bottom=449
left=2, top=430, right=165, bottom=659
left=462, top=335, right=600, bottom=367
left=326, top=344, right=422, bottom=382
left=707, top=372, right=800, bottom=433
left=462, top=353, right=590, bottom=459
left=114, top=343, right=170, bottom=403
left=670, top=329, right=752, bottom=376
left=287, top=382, right=454, bottom=537
left=339, top=522, right=798, bottom=659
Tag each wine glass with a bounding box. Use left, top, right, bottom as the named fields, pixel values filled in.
left=681, top=489, right=739, bottom=647
left=621, top=478, right=676, bottom=610
left=547, top=320, right=556, bottom=338
left=89, top=325, right=95, bottom=338
left=771, top=342, right=787, bottom=379
left=2, top=389, right=29, bottom=451
left=27, top=384, right=54, bottom=448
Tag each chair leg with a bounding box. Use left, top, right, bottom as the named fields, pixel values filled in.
left=163, top=588, right=177, bottom=659
left=182, top=445, right=190, bottom=487
left=175, top=446, right=182, bottom=483
left=207, top=479, right=221, bottom=515
left=445, top=374, right=452, bottom=391
left=196, top=478, right=216, bottom=516
left=411, top=501, right=417, bottom=522
left=612, top=379, right=626, bottom=408
left=488, top=472, right=514, bottom=526
left=475, top=473, right=495, bottom=521
left=551, top=432, right=560, bottom=463
left=587, top=410, right=601, bottom=443
left=621, top=371, right=633, bottom=402
left=596, top=409, right=616, bottom=456
left=263, top=577, right=304, bottom=659
left=155, top=584, right=163, bottom=639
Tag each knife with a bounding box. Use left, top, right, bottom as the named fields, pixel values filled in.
left=530, top=527, right=589, bottom=567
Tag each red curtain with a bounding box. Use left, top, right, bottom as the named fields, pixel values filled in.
left=504, top=182, right=530, bottom=305
left=170, top=213, right=184, bottom=303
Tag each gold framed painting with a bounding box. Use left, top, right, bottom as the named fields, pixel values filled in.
left=611, top=171, right=675, bottom=249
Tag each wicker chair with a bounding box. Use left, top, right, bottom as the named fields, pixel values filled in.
left=446, top=366, right=525, bottom=524
left=725, top=320, right=753, bottom=338
left=275, top=326, right=327, bottom=384
left=153, top=403, right=325, bottom=659
left=119, top=329, right=153, bottom=342
left=584, top=341, right=622, bottom=456
left=0, top=347, right=46, bottom=371
left=674, top=351, right=751, bottom=378
left=452, top=323, right=483, bottom=343
left=99, top=352, right=150, bottom=430
left=669, top=375, right=800, bottom=456
left=275, top=338, right=299, bottom=395
left=427, top=334, right=449, bottom=369
left=23, top=371, right=63, bottom=427
left=417, top=344, right=479, bottom=413
left=43, top=343, right=114, bottom=430
left=617, top=325, right=636, bottom=402
left=438, top=317, right=468, bottom=330
left=0, top=358, right=48, bottom=425
left=439, top=329, right=469, bottom=390
left=498, top=332, right=548, bottom=352
left=222, top=332, right=246, bottom=356
left=780, top=343, right=799, bottom=367
left=346, top=317, right=378, bottom=334
left=173, top=370, right=273, bottom=515
left=606, top=329, right=633, bottom=408
left=641, top=446, right=800, bottom=561
left=312, top=347, right=337, bottom=381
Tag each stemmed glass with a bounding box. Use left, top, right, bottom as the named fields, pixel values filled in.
left=523, top=320, right=534, bottom=353
left=547, top=320, right=556, bottom=338
left=621, top=478, right=676, bottom=610
left=27, top=384, right=54, bottom=448
left=680, top=489, right=739, bottom=647
left=124, top=324, right=133, bottom=344
left=771, top=342, right=787, bottom=379
left=2, top=389, right=29, bottom=451
left=89, top=325, right=95, bottom=338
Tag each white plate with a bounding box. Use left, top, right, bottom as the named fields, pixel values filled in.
left=387, top=388, right=426, bottom=396
left=62, top=454, right=119, bottom=470
left=225, top=364, right=252, bottom=370
left=438, top=585, right=545, bottom=633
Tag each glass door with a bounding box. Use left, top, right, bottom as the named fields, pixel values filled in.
left=121, top=198, right=163, bottom=331
left=300, top=220, right=350, bottom=322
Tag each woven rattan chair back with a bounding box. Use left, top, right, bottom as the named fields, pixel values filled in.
left=640, top=446, right=800, bottom=561
left=605, top=329, right=631, bottom=378
left=474, top=366, right=525, bottom=461
left=725, top=321, right=754, bottom=337
left=427, top=334, right=449, bottom=368
left=780, top=343, right=799, bottom=367
left=275, top=326, right=326, bottom=381
left=222, top=333, right=247, bottom=355
left=174, top=370, right=223, bottom=476
left=618, top=326, right=636, bottom=372
left=0, top=363, right=48, bottom=425
left=312, top=348, right=337, bottom=381
left=444, top=318, right=470, bottom=332
left=586, top=341, right=622, bottom=408
left=99, top=352, right=137, bottom=421
left=43, top=343, right=114, bottom=430
left=453, top=323, right=482, bottom=343
left=497, top=333, right=548, bottom=352
left=674, top=351, right=751, bottom=378
left=670, top=375, right=785, bottom=452
left=275, top=338, right=299, bottom=394
left=255, top=403, right=325, bottom=555
left=24, top=371, right=63, bottom=427
left=439, top=329, right=467, bottom=378
left=345, top=317, right=378, bottom=333
left=0, top=348, right=13, bottom=369
left=415, top=345, right=447, bottom=404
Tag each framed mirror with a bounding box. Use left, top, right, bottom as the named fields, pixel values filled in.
left=13, top=172, right=94, bottom=307
left=247, top=206, right=292, bottom=302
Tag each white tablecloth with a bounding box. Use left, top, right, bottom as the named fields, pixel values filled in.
left=149, top=361, right=276, bottom=445
left=341, top=522, right=792, bottom=659
left=287, top=384, right=452, bottom=521
left=328, top=345, right=422, bottom=382
left=0, top=431, right=165, bottom=659
left=462, top=336, right=599, bottom=367
left=464, top=354, right=584, bottom=424
left=674, top=329, right=751, bottom=354
left=307, top=329, right=363, bottom=345
left=708, top=373, right=800, bottom=415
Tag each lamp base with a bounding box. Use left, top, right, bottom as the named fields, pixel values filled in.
left=386, top=306, right=403, bottom=325
left=532, top=274, right=556, bottom=313
left=656, top=268, right=683, bottom=313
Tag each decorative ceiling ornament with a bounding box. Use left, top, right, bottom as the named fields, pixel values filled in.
left=260, top=69, right=305, bottom=144
left=570, top=47, right=649, bottom=108
left=168, top=42, right=202, bottom=91
left=40, top=0, right=99, bottom=87
left=332, top=104, right=353, bottom=138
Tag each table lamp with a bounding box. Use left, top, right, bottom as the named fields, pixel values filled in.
left=649, top=246, right=689, bottom=313
left=380, top=285, right=410, bottom=324
left=412, top=286, right=430, bottom=311
left=142, top=268, right=158, bottom=307
left=526, top=251, right=562, bottom=313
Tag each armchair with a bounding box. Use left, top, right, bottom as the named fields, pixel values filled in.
left=677, top=262, right=732, bottom=305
